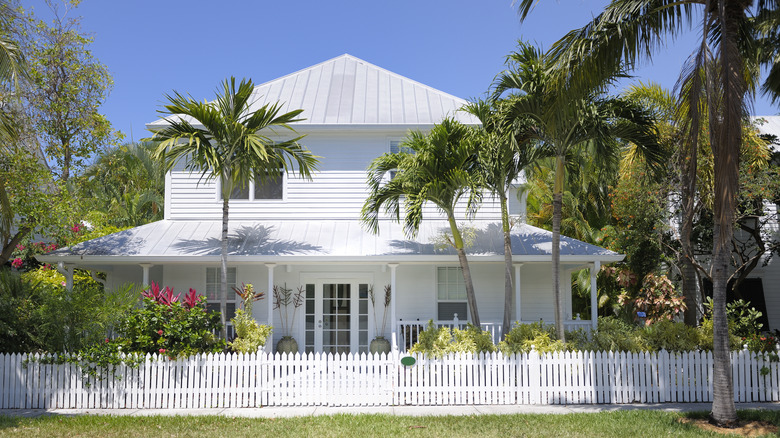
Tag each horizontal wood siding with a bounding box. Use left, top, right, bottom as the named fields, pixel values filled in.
left=167, top=132, right=504, bottom=221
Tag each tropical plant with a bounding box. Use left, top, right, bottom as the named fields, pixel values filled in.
left=409, top=320, right=496, bottom=357
left=465, top=99, right=544, bottom=339
left=368, top=284, right=392, bottom=337
left=272, top=284, right=304, bottom=337
left=514, top=0, right=780, bottom=423
left=230, top=283, right=272, bottom=353
left=147, top=77, right=319, bottom=335
left=362, top=118, right=483, bottom=325
left=492, top=41, right=662, bottom=341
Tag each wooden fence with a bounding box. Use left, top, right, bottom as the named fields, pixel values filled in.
left=1, top=349, right=778, bottom=409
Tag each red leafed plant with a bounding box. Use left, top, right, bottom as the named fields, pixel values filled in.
left=618, top=273, right=686, bottom=324
left=141, top=282, right=181, bottom=306
left=183, top=288, right=203, bottom=309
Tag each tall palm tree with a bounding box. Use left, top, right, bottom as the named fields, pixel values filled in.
left=514, top=0, right=779, bottom=424
left=493, top=42, right=662, bottom=341
left=464, top=99, right=543, bottom=338
left=362, top=118, right=483, bottom=326
left=148, top=77, right=319, bottom=333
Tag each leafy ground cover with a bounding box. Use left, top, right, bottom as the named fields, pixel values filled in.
left=0, top=410, right=778, bottom=438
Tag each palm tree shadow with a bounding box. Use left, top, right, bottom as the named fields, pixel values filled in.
left=172, top=225, right=321, bottom=256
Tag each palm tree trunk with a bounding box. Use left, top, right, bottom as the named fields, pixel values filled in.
left=500, top=192, right=514, bottom=340
left=220, top=197, right=229, bottom=340
left=680, top=143, right=699, bottom=326
left=711, top=220, right=736, bottom=425
left=447, top=214, right=480, bottom=326
left=552, top=155, right=565, bottom=342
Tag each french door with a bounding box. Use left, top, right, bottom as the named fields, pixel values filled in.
left=303, top=278, right=370, bottom=354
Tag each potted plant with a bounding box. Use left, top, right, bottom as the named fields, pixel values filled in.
left=369, top=284, right=392, bottom=354
left=273, top=284, right=304, bottom=354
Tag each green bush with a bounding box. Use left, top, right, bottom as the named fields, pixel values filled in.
left=498, top=321, right=566, bottom=355
left=639, top=319, right=702, bottom=352
left=703, top=297, right=764, bottom=338
left=118, top=285, right=225, bottom=357
left=409, top=321, right=496, bottom=357
left=583, top=317, right=646, bottom=353
left=696, top=317, right=743, bottom=352
left=229, top=283, right=272, bottom=353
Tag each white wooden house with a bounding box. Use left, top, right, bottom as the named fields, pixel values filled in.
left=39, top=54, right=622, bottom=353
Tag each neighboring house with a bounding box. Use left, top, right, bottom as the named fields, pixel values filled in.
left=39, top=54, right=622, bottom=354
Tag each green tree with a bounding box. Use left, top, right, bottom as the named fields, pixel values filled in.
left=515, top=0, right=780, bottom=424
left=362, top=119, right=483, bottom=326
left=79, top=142, right=166, bottom=227
left=21, top=0, right=115, bottom=181
left=148, top=77, right=319, bottom=335
left=493, top=42, right=662, bottom=342
left=465, top=99, right=543, bottom=338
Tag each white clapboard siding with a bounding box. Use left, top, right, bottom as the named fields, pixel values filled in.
left=1, top=349, right=777, bottom=409
left=168, top=169, right=504, bottom=221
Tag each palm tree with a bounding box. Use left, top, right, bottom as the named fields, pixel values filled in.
left=147, top=77, right=319, bottom=334
left=362, top=118, right=483, bottom=326
left=513, top=0, right=779, bottom=424
left=464, top=99, right=543, bottom=338
left=493, top=42, right=662, bottom=342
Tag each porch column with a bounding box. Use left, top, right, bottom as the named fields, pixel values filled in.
left=266, top=263, right=276, bottom=328
left=514, top=263, right=523, bottom=324
left=56, top=262, right=74, bottom=292
left=590, top=260, right=600, bottom=331
left=388, top=263, right=399, bottom=351
left=139, top=263, right=153, bottom=287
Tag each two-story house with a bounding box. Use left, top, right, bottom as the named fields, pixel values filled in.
left=40, top=54, right=622, bottom=354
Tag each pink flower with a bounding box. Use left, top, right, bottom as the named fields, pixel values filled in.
left=15, top=244, right=25, bottom=251
left=157, top=330, right=163, bottom=336
left=10, top=258, right=22, bottom=269
left=71, top=223, right=81, bottom=233
left=158, top=348, right=166, bottom=354
left=105, top=338, right=110, bottom=343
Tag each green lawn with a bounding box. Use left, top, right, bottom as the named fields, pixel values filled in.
left=0, top=410, right=777, bottom=438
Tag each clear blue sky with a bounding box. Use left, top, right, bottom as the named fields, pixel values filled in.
left=23, top=0, right=780, bottom=141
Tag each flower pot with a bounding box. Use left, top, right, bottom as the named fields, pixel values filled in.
left=276, top=336, right=299, bottom=355
left=369, top=336, right=391, bottom=355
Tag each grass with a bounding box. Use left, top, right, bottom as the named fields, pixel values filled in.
left=0, top=410, right=778, bottom=438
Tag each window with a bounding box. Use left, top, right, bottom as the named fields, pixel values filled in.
left=388, top=140, right=413, bottom=180
left=206, top=267, right=237, bottom=320
left=437, top=267, right=468, bottom=321
left=221, top=171, right=284, bottom=200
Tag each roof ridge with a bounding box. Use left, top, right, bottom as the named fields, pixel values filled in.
left=252, top=54, right=470, bottom=106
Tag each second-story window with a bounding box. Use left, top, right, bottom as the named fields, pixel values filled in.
left=221, top=171, right=284, bottom=200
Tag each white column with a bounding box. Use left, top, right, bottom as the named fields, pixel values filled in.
left=591, top=260, right=600, bottom=331
left=266, top=263, right=276, bottom=327
left=139, top=263, right=153, bottom=287
left=56, top=262, right=74, bottom=292
left=514, top=263, right=523, bottom=324
left=388, top=263, right=399, bottom=351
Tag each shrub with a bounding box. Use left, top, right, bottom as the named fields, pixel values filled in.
left=586, top=317, right=646, bottom=352
left=118, top=283, right=225, bottom=358
left=409, top=321, right=495, bottom=357
left=229, top=284, right=272, bottom=353
left=695, top=318, right=742, bottom=352
left=638, top=319, right=701, bottom=352
left=498, top=321, right=566, bottom=355
left=703, top=297, right=764, bottom=338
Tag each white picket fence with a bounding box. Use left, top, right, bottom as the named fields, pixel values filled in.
left=1, top=349, right=778, bottom=409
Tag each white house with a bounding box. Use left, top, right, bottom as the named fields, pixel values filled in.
left=40, top=54, right=622, bottom=353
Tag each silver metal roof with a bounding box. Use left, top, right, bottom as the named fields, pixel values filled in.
left=755, top=115, right=780, bottom=152
left=39, top=220, right=622, bottom=265
left=147, top=54, right=479, bottom=129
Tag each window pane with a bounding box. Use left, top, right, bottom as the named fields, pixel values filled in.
left=438, top=302, right=467, bottom=321
left=254, top=172, right=283, bottom=199
left=229, top=183, right=250, bottom=199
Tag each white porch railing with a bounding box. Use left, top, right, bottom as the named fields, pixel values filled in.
left=396, top=319, right=593, bottom=352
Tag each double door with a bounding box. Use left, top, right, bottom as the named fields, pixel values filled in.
left=303, top=278, right=370, bottom=354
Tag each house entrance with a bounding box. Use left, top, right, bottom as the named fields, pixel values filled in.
left=303, top=278, right=370, bottom=354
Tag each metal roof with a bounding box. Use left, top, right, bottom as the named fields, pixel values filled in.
left=39, top=220, right=622, bottom=265
left=147, top=54, right=479, bottom=130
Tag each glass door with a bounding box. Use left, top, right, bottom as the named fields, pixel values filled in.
left=304, top=279, right=369, bottom=354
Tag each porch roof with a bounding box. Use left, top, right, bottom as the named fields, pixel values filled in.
left=38, top=220, right=623, bottom=267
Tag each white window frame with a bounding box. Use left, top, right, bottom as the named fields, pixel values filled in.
left=216, top=172, right=286, bottom=202
left=205, top=267, right=238, bottom=321
left=435, top=266, right=468, bottom=321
